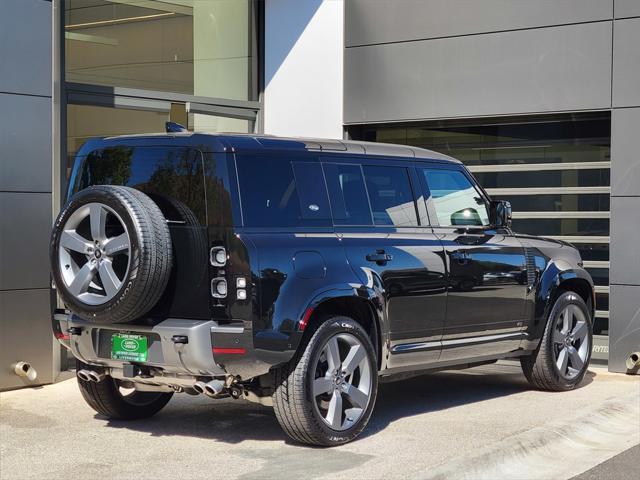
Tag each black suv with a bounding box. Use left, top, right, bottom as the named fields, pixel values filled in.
left=51, top=132, right=594, bottom=446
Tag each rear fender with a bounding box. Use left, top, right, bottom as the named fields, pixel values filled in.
left=253, top=281, right=388, bottom=371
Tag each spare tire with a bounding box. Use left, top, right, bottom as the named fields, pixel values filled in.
left=50, top=186, right=173, bottom=324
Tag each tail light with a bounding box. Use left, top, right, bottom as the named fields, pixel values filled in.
left=210, top=247, right=227, bottom=267
left=211, top=277, right=228, bottom=298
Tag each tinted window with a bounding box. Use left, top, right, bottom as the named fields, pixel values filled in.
left=236, top=156, right=330, bottom=227
left=422, top=168, right=489, bottom=226
left=362, top=166, right=418, bottom=226
left=323, top=163, right=372, bottom=226
left=77, top=146, right=207, bottom=224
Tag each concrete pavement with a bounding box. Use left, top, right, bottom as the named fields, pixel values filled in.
left=1, top=361, right=638, bottom=480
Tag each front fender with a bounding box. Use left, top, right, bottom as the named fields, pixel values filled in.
left=524, top=259, right=594, bottom=350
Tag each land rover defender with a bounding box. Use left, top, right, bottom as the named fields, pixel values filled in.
left=51, top=131, right=594, bottom=446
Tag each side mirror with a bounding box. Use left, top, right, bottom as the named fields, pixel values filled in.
left=489, top=200, right=512, bottom=229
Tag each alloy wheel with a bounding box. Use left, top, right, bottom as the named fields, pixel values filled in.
left=312, top=333, right=373, bottom=431
left=552, top=304, right=590, bottom=379
left=58, top=202, right=131, bottom=305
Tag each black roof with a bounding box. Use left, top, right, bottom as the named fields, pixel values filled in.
left=78, top=132, right=460, bottom=164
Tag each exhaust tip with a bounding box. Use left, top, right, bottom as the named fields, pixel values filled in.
left=626, top=352, right=640, bottom=372
left=193, top=381, right=206, bottom=394
left=87, top=371, right=105, bottom=383
left=203, top=379, right=225, bottom=397
left=77, top=370, right=90, bottom=382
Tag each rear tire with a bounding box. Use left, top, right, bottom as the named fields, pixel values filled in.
left=76, top=361, right=172, bottom=420
left=272, top=316, right=378, bottom=446
left=521, top=291, right=592, bottom=391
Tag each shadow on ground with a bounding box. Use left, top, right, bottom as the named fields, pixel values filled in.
left=102, top=363, right=593, bottom=446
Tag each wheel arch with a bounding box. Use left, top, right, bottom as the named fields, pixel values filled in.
left=526, top=260, right=595, bottom=350
left=298, top=290, right=385, bottom=371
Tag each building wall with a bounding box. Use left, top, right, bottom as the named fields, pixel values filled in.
left=609, top=10, right=640, bottom=373
left=343, top=0, right=639, bottom=372
left=263, top=0, right=343, bottom=139
left=344, top=0, right=614, bottom=123
left=0, top=0, right=58, bottom=390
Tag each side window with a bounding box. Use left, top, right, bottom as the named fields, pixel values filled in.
left=235, top=155, right=330, bottom=227
left=362, top=165, right=418, bottom=226
left=78, top=147, right=207, bottom=224
left=422, top=168, right=489, bottom=226
left=323, top=163, right=373, bottom=226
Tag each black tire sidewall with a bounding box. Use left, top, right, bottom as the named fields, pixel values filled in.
left=51, top=186, right=170, bottom=323
left=544, top=291, right=593, bottom=389
left=303, top=317, right=378, bottom=445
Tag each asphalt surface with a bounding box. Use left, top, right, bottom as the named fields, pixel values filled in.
left=1, top=361, right=638, bottom=480
left=571, top=444, right=639, bottom=480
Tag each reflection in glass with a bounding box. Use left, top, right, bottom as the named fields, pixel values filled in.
left=362, top=166, right=418, bottom=227
left=422, top=169, right=489, bottom=226
left=66, top=104, right=169, bottom=177
left=65, top=0, right=254, bottom=100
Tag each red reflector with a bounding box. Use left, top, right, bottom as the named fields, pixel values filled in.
left=213, top=347, right=246, bottom=355
left=299, top=307, right=314, bottom=332
left=54, top=332, right=69, bottom=340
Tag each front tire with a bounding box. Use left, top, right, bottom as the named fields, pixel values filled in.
left=76, top=361, right=172, bottom=420
left=521, top=291, right=593, bottom=391
left=272, top=316, right=378, bottom=446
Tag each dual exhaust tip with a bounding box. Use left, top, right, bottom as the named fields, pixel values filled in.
left=77, top=369, right=105, bottom=383
left=193, top=379, right=225, bottom=397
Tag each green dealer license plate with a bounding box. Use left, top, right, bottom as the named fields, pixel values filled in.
left=111, top=333, right=148, bottom=362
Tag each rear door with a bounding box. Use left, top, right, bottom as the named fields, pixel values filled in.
left=323, top=157, right=447, bottom=369
left=418, top=164, right=528, bottom=361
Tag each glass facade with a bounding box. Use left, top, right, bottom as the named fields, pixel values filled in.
left=64, top=0, right=259, bottom=179
left=351, top=113, right=611, bottom=336
left=65, top=0, right=255, bottom=100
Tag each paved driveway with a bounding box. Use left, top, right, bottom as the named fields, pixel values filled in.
left=1, top=362, right=638, bottom=480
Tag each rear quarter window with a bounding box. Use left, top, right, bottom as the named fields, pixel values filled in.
left=75, top=146, right=208, bottom=225
left=235, top=155, right=331, bottom=228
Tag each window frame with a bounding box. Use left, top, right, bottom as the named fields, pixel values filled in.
left=321, top=156, right=424, bottom=229
left=232, top=152, right=334, bottom=232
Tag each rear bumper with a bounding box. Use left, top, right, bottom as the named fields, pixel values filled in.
left=56, top=314, right=257, bottom=378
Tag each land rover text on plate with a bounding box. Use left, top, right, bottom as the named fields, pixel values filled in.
left=51, top=131, right=594, bottom=446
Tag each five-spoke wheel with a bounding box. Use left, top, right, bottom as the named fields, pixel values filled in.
left=58, top=202, right=131, bottom=305
left=521, top=291, right=593, bottom=391
left=552, top=304, right=590, bottom=379
left=272, top=316, right=378, bottom=446
left=312, top=333, right=373, bottom=431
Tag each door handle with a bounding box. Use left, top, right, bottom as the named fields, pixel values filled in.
left=366, top=250, right=393, bottom=265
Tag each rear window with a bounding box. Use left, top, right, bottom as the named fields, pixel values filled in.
left=362, top=166, right=418, bottom=226
left=75, top=146, right=207, bottom=224
left=323, top=163, right=373, bottom=226
left=235, top=155, right=331, bottom=227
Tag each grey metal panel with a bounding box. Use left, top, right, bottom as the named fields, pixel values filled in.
left=0, top=0, right=52, bottom=97
left=609, top=197, right=640, bottom=286
left=612, top=18, right=640, bottom=108
left=0, top=289, right=57, bottom=390
left=344, top=22, right=613, bottom=124
left=608, top=285, right=640, bottom=374
left=0, top=93, right=52, bottom=192
left=0, top=192, right=52, bottom=290
left=611, top=107, right=640, bottom=196
left=615, top=0, right=640, bottom=18
left=345, top=0, right=613, bottom=47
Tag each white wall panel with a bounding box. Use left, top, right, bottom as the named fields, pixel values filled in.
left=264, top=0, right=343, bottom=139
